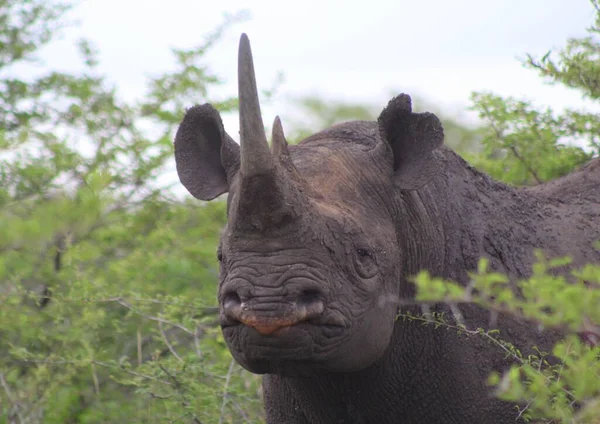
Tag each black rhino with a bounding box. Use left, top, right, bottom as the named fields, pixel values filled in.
left=174, top=34, right=600, bottom=423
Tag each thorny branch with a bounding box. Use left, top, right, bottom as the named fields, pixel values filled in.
left=157, top=363, right=203, bottom=424
left=398, top=312, right=581, bottom=419
left=393, top=293, right=599, bottom=348
left=15, top=358, right=173, bottom=386
left=112, top=297, right=195, bottom=335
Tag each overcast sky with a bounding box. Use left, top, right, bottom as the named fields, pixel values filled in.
left=38, top=0, right=598, bottom=136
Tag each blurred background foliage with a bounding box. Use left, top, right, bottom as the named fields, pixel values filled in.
left=0, top=0, right=598, bottom=423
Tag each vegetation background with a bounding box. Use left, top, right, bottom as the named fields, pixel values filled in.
left=0, top=0, right=598, bottom=422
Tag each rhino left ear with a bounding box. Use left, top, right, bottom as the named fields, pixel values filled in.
left=378, top=94, right=444, bottom=190
left=174, top=104, right=240, bottom=200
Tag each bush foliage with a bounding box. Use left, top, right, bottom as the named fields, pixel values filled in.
left=0, top=1, right=598, bottom=423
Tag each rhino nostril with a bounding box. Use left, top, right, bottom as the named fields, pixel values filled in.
left=297, top=289, right=325, bottom=317
left=298, top=289, right=322, bottom=306
left=223, top=291, right=242, bottom=311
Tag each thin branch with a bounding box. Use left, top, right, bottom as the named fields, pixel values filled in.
left=399, top=312, right=579, bottom=402
left=158, top=363, right=203, bottom=424
left=448, top=302, right=465, bottom=326
left=91, top=362, right=100, bottom=395
left=508, top=145, right=543, bottom=184
left=218, top=359, right=236, bottom=424
left=193, top=326, right=203, bottom=358
left=396, top=294, right=598, bottom=347
left=515, top=397, right=536, bottom=421
left=113, top=298, right=194, bottom=335
left=159, top=320, right=183, bottom=362
left=232, top=400, right=253, bottom=423
left=0, top=372, right=25, bottom=424
left=16, top=358, right=173, bottom=386
left=137, top=327, right=143, bottom=366
left=480, top=103, right=543, bottom=184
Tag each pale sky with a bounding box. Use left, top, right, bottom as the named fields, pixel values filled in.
left=29, top=0, right=599, bottom=194
left=40, top=1, right=598, bottom=129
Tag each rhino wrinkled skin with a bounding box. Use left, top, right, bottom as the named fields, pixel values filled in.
left=174, top=34, right=600, bottom=423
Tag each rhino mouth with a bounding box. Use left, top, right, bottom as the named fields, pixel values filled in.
left=222, top=319, right=349, bottom=375
left=219, top=279, right=348, bottom=334
left=221, top=314, right=348, bottom=348
left=222, top=319, right=346, bottom=333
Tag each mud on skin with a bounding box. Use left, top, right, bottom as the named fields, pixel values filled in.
left=174, top=34, right=600, bottom=423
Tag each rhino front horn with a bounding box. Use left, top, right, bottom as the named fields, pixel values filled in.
left=238, top=33, right=274, bottom=177
left=233, top=34, right=308, bottom=233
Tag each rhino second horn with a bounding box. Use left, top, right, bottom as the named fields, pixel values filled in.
left=238, top=33, right=273, bottom=176
left=271, top=116, right=290, bottom=158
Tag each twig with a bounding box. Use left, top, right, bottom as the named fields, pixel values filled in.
left=515, top=397, right=536, bottom=421
left=0, top=372, right=25, bottom=424
left=159, top=321, right=183, bottom=362
left=137, top=327, right=143, bottom=366
left=193, top=326, right=203, bottom=358
left=91, top=362, right=100, bottom=395
left=16, top=358, right=173, bottom=386
left=232, top=400, right=253, bottom=423
left=480, top=102, right=543, bottom=184
left=157, top=363, right=203, bottom=424
left=218, top=359, right=236, bottom=424
left=508, top=145, right=542, bottom=184
left=448, top=302, right=465, bottom=326
left=114, top=298, right=194, bottom=335
left=396, top=294, right=598, bottom=348
left=400, top=312, right=579, bottom=402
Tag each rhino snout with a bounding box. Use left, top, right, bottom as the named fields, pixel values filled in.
left=222, top=289, right=326, bottom=335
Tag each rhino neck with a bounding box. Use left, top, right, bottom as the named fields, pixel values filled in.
left=262, top=305, right=513, bottom=423
left=400, top=146, right=545, bottom=285
left=394, top=186, right=447, bottom=294
left=261, top=324, right=428, bottom=421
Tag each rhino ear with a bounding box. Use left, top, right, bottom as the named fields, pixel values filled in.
left=378, top=94, right=444, bottom=190
left=174, top=104, right=240, bottom=200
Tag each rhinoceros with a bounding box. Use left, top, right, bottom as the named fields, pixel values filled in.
left=174, top=34, right=600, bottom=423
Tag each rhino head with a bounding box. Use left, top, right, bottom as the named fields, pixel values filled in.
left=174, top=34, right=444, bottom=376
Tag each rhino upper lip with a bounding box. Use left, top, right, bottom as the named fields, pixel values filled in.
left=220, top=294, right=348, bottom=334
left=220, top=311, right=347, bottom=330
left=220, top=322, right=347, bottom=339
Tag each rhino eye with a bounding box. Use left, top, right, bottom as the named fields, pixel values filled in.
left=356, top=248, right=370, bottom=258
left=217, top=247, right=223, bottom=262
left=354, top=248, right=377, bottom=279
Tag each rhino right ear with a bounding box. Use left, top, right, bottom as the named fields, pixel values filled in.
left=378, top=94, right=444, bottom=190
left=174, top=104, right=240, bottom=200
